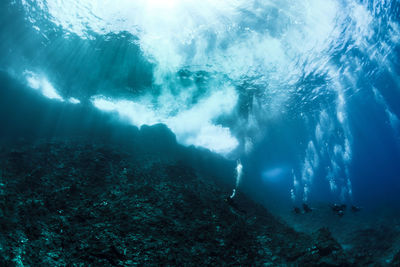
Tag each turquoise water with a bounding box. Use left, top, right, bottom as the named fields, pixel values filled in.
left=1, top=0, right=400, bottom=210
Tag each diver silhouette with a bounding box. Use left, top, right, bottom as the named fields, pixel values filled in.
left=302, top=203, right=312, bottom=213
left=225, top=192, right=247, bottom=215
left=331, top=203, right=346, bottom=217
left=351, top=205, right=362, bottom=212
left=226, top=194, right=237, bottom=207
left=226, top=189, right=237, bottom=207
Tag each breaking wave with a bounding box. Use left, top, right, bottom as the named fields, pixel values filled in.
left=2, top=0, right=400, bottom=203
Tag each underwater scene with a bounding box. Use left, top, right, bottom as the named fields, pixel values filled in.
left=1, top=0, right=400, bottom=265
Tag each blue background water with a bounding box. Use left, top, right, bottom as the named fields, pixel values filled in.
left=1, top=0, right=400, bottom=212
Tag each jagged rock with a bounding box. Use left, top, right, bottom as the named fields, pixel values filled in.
left=392, top=250, right=400, bottom=266
left=0, top=139, right=351, bottom=266
left=314, top=227, right=342, bottom=257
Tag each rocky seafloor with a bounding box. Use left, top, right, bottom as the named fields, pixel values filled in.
left=0, top=137, right=399, bottom=266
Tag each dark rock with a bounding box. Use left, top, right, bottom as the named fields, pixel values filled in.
left=0, top=139, right=354, bottom=266
left=392, top=250, right=400, bottom=265
left=315, top=228, right=342, bottom=256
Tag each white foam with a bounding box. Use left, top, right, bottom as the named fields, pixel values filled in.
left=20, top=0, right=398, bottom=172
left=235, top=160, right=243, bottom=188
left=91, top=85, right=239, bottom=155
left=290, top=188, right=295, bottom=202
left=92, top=97, right=158, bottom=126
left=300, top=141, right=319, bottom=201
left=372, top=87, right=400, bottom=133
left=68, top=97, right=81, bottom=104
left=24, top=71, right=64, bottom=102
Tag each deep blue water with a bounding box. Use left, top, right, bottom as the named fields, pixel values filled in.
left=1, top=0, right=400, bottom=212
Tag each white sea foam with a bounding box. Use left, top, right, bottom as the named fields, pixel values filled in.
left=21, top=0, right=375, bottom=155
left=24, top=71, right=64, bottom=101
left=18, top=0, right=399, bottom=201
left=91, top=84, right=239, bottom=155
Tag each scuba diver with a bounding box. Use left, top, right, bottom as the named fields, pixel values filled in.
left=331, top=203, right=346, bottom=217
left=351, top=205, right=362, bottom=212
left=226, top=189, right=236, bottom=205
left=292, top=204, right=312, bottom=214
left=302, top=203, right=313, bottom=213
left=226, top=191, right=238, bottom=208
left=225, top=189, right=247, bottom=214
left=293, top=207, right=301, bottom=214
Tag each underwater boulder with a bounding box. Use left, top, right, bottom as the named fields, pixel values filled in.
left=392, top=250, right=400, bottom=266
left=314, top=227, right=342, bottom=257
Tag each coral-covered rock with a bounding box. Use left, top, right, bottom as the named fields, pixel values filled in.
left=392, top=250, right=400, bottom=266
left=315, top=227, right=342, bottom=256
left=0, top=139, right=351, bottom=266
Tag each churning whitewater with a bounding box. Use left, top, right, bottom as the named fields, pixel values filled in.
left=3, top=0, right=400, bottom=206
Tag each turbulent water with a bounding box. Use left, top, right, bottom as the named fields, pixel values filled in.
left=1, top=0, right=400, bottom=208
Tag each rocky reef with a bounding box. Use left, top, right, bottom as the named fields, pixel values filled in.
left=0, top=136, right=398, bottom=266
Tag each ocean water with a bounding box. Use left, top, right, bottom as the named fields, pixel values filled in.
left=1, top=0, right=400, bottom=264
